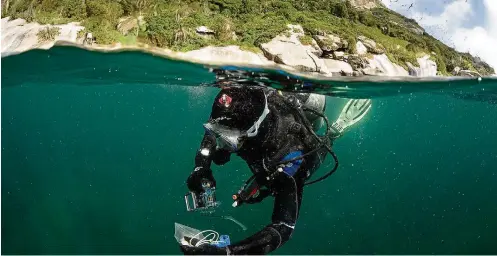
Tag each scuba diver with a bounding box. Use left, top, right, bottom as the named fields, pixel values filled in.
left=181, top=85, right=371, bottom=255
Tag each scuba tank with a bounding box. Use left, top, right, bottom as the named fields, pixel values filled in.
left=277, top=91, right=326, bottom=132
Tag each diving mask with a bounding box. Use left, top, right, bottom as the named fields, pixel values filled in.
left=203, top=92, right=270, bottom=152
left=203, top=122, right=244, bottom=152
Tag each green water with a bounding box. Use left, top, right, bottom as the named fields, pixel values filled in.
left=2, top=47, right=497, bottom=254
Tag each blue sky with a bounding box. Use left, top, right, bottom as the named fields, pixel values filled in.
left=381, top=0, right=497, bottom=72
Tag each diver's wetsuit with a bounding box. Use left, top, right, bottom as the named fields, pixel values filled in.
left=185, top=88, right=332, bottom=255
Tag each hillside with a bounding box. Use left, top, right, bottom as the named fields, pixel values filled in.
left=1, top=0, right=494, bottom=76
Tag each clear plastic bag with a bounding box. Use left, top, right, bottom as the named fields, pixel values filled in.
left=174, top=222, right=204, bottom=245
left=174, top=222, right=231, bottom=248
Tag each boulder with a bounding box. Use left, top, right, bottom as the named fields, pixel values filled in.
left=196, top=26, right=214, bottom=34
left=341, top=39, right=349, bottom=50
left=452, top=66, right=461, bottom=75
left=453, top=69, right=482, bottom=77
left=260, top=24, right=327, bottom=73
left=356, top=41, right=368, bottom=55
left=322, top=52, right=334, bottom=59
left=286, top=25, right=322, bottom=56
left=3, top=17, right=27, bottom=28
left=333, top=51, right=345, bottom=60
left=180, top=46, right=272, bottom=66
left=363, top=54, right=409, bottom=76
left=322, top=59, right=354, bottom=75
left=1, top=17, right=84, bottom=57
left=347, top=54, right=367, bottom=70
left=353, top=71, right=363, bottom=77
left=357, top=36, right=385, bottom=54
left=406, top=55, right=437, bottom=77
left=313, top=34, right=342, bottom=52
left=117, top=17, right=138, bottom=36
left=407, top=25, right=424, bottom=35
left=288, top=24, right=304, bottom=34
left=362, top=67, right=383, bottom=76
left=195, top=26, right=215, bottom=39
left=348, top=0, right=380, bottom=9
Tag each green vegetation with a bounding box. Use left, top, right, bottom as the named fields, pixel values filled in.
left=298, top=35, right=313, bottom=45
left=36, top=26, right=61, bottom=42
left=2, top=0, right=494, bottom=75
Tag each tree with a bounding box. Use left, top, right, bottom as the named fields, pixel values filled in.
left=62, top=0, right=87, bottom=19
left=2, top=0, right=10, bottom=17
left=358, top=11, right=375, bottom=26
left=208, top=0, right=243, bottom=15
left=331, top=2, right=349, bottom=19
left=345, top=0, right=358, bottom=21
left=406, top=43, right=416, bottom=52
left=119, top=0, right=152, bottom=15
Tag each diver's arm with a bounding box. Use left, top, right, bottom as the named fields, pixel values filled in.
left=194, top=132, right=217, bottom=170
left=180, top=172, right=305, bottom=255
left=243, top=188, right=271, bottom=204
left=188, top=132, right=229, bottom=193
left=226, top=173, right=303, bottom=255
left=195, top=131, right=232, bottom=167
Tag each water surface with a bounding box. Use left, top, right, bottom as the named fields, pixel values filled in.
left=2, top=47, right=497, bottom=254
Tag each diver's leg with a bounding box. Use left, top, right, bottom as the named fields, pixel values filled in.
left=305, top=93, right=326, bottom=132
left=329, top=99, right=372, bottom=139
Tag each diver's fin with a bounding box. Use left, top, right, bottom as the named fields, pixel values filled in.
left=331, top=99, right=372, bottom=136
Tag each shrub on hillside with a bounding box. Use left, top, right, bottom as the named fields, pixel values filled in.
left=36, top=26, right=61, bottom=43
left=298, top=35, right=313, bottom=45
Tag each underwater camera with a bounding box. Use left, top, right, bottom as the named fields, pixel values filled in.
left=184, top=181, right=219, bottom=212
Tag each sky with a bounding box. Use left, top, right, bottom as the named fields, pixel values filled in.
left=380, top=0, right=497, bottom=73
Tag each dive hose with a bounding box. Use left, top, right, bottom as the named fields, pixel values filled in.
left=277, top=93, right=339, bottom=186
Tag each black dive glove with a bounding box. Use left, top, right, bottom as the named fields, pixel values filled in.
left=186, top=167, right=216, bottom=194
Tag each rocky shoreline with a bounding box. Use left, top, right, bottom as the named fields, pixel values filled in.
left=0, top=17, right=482, bottom=78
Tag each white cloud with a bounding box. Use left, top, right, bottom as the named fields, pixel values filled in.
left=412, top=0, right=471, bottom=30
left=444, top=0, right=497, bottom=72
left=485, top=0, right=497, bottom=35
left=381, top=0, right=391, bottom=8
left=381, top=0, right=426, bottom=10
left=383, top=0, right=497, bottom=74
left=452, top=26, right=497, bottom=69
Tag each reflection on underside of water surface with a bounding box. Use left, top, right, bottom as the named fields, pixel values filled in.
left=204, top=67, right=497, bottom=103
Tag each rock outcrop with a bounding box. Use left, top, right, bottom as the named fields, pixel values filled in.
left=458, top=70, right=482, bottom=77
left=363, top=54, right=409, bottom=76
left=333, top=51, right=345, bottom=60
left=357, top=36, right=385, bottom=54
left=348, top=0, right=381, bottom=9
left=117, top=17, right=138, bottom=36
left=0, top=18, right=455, bottom=78
left=313, top=34, right=347, bottom=52
left=347, top=54, right=368, bottom=70
left=1, top=17, right=84, bottom=57
left=407, top=56, right=437, bottom=77
left=356, top=41, right=368, bottom=55
left=195, top=26, right=215, bottom=39
left=178, top=46, right=272, bottom=66
left=323, top=59, right=354, bottom=75
left=260, top=24, right=328, bottom=74
left=196, top=26, right=214, bottom=34
left=452, top=67, right=482, bottom=77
